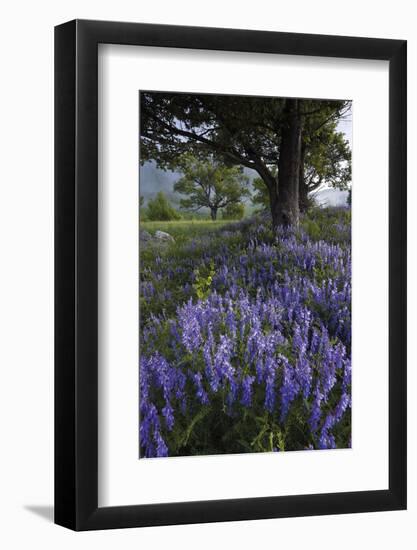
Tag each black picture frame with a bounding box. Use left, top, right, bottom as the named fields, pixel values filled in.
left=55, top=19, right=407, bottom=531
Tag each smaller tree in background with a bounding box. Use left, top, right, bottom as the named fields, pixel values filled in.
left=174, top=156, right=249, bottom=221
left=146, top=191, right=181, bottom=221
left=222, top=202, right=245, bottom=220
left=139, top=194, right=147, bottom=221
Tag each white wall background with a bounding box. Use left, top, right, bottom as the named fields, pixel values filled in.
left=0, top=0, right=415, bottom=547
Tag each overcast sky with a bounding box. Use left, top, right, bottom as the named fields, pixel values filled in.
left=337, top=102, right=353, bottom=145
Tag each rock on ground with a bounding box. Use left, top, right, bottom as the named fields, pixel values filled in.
left=154, top=230, right=175, bottom=243
left=140, top=229, right=152, bottom=242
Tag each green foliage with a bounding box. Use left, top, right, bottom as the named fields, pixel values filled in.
left=303, top=123, right=351, bottom=191
left=301, top=206, right=351, bottom=245
left=139, top=220, right=229, bottom=320
left=252, top=177, right=271, bottom=210
left=193, top=261, right=215, bottom=300
left=139, top=195, right=148, bottom=221
left=140, top=219, right=228, bottom=242
left=173, top=155, right=249, bottom=220
left=302, top=218, right=321, bottom=240
left=146, top=191, right=181, bottom=221
left=222, top=202, right=245, bottom=220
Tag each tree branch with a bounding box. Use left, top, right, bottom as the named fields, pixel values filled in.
left=142, top=105, right=257, bottom=169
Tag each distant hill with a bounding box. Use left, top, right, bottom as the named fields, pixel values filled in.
left=314, top=187, right=349, bottom=207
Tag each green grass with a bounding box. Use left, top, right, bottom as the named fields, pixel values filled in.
left=141, top=219, right=229, bottom=242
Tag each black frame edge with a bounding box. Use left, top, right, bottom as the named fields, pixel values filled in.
left=388, top=40, right=407, bottom=510
left=54, top=19, right=77, bottom=530
left=82, top=489, right=403, bottom=531
left=54, top=19, right=407, bottom=531
left=77, top=18, right=403, bottom=60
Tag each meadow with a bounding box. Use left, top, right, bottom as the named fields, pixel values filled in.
left=139, top=208, right=351, bottom=458
left=141, top=219, right=229, bottom=242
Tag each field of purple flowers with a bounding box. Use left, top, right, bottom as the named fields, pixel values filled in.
left=139, top=208, right=351, bottom=458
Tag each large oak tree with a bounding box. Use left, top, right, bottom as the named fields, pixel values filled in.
left=140, top=92, right=351, bottom=228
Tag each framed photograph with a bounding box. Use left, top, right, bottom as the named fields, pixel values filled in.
left=55, top=19, right=406, bottom=530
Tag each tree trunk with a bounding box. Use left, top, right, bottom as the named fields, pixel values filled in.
left=276, top=99, right=302, bottom=227
left=210, top=207, right=218, bottom=221
left=299, top=141, right=309, bottom=213
left=269, top=185, right=280, bottom=230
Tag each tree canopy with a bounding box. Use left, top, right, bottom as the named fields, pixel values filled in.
left=299, top=107, right=351, bottom=211
left=173, top=156, right=249, bottom=220
left=140, top=92, right=351, bottom=227
left=146, top=191, right=181, bottom=221
left=222, top=202, right=245, bottom=220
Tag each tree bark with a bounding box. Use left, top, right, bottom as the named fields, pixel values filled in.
left=268, top=185, right=280, bottom=230
left=210, top=207, right=218, bottom=221
left=253, top=166, right=280, bottom=228
left=276, top=99, right=302, bottom=227
left=299, top=140, right=309, bottom=213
